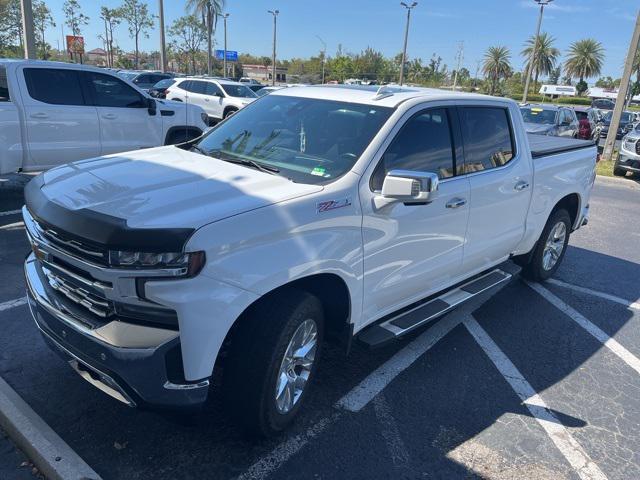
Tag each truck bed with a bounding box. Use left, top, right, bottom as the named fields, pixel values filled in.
left=528, top=134, right=595, bottom=159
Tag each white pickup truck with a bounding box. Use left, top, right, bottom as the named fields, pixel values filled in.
left=0, top=59, right=209, bottom=174
left=23, top=86, right=596, bottom=436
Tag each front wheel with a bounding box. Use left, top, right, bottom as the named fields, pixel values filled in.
left=222, top=290, right=324, bottom=437
left=522, top=209, right=571, bottom=282
left=613, top=163, right=627, bottom=177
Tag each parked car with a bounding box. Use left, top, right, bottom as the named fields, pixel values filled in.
left=0, top=60, right=209, bottom=174
left=591, top=98, right=615, bottom=110
left=23, top=86, right=595, bottom=436
left=573, top=107, right=602, bottom=140
left=596, top=110, right=635, bottom=146
left=148, top=78, right=178, bottom=99
left=520, top=104, right=579, bottom=138
left=614, top=127, right=640, bottom=176
left=255, top=86, right=285, bottom=97
left=165, top=77, right=257, bottom=121
left=239, top=77, right=263, bottom=85
left=118, top=71, right=174, bottom=92
left=246, top=84, right=265, bottom=93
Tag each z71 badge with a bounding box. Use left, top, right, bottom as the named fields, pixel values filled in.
left=316, top=197, right=352, bottom=213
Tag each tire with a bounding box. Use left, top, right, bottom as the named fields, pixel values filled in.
left=522, top=209, right=571, bottom=282
left=613, top=164, right=627, bottom=177
left=224, top=108, right=237, bottom=119
left=222, top=290, right=324, bottom=437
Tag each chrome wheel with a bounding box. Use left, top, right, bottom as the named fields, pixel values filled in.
left=542, top=221, right=566, bottom=271
left=274, top=319, right=318, bottom=414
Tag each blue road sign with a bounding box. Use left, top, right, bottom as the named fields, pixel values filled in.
left=215, top=50, right=238, bottom=61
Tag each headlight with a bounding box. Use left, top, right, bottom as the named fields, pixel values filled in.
left=201, top=112, right=209, bottom=124
left=108, top=250, right=205, bottom=276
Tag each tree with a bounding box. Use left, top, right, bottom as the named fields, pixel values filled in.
left=33, top=0, right=55, bottom=59
left=632, top=43, right=640, bottom=97
left=186, top=0, right=225, bottom=76
left=63, top=0, right=89, bottom=36
left=168, top=15, right=206, bottom=75
left=119, top=0, right=155, bottom=69
left=521, top=32, right=559, bottom=93
left=328, top=55, right=354, bottom=82
left=0, top=0, right=24, bottom=53
left=483, top=46, right=511, bottom=95
left=100, top=7, right=121, bottom=67
left=564, top=39, right=605, bottom=92
left=548, top=66, right=561, bottom=85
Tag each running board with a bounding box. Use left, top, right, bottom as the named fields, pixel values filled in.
left=357, top=261, right=521, bottom=348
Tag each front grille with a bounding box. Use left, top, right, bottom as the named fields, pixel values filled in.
left=33, top=219, right=108, bottom=266
left=42, top=266, right=115, bottom=318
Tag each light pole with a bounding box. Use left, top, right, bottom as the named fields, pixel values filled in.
left=399, top=2, right=417, bottom=86
left=316, top=35, right=326, bottom=84
left=219, top=13, right=230, bottom=77
left=522, top=0, right=553, bottom=104
left=158, top=0, right=167, bottom=72
left=20, top=0, right=36, bottom=59
left=268, top=10, right=279, bottom=86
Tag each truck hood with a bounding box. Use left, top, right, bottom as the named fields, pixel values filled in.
left=36, top=146, right=323, bottom=230
left=524, top=122, right=555, bottom=135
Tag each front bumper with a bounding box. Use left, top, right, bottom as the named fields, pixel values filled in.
left=617, top=145, right=640, bottom=172
left=25, top=254, right=210, bottom=409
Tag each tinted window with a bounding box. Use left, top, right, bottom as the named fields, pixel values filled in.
left=520, top=107, right=556, bottom=125
left=575, top=111, right=588, bottom=121
left=177, top=80, right=192, bottom=91
left=134, top=74, right=152, bottom=84
left=24, top=68, right=85, bottom=106
left=85, top=72, right=146, bottom=108
left=220, top=84, right=258, bottom=98
left=190, top=81, right=208, bottom=94
left=0, top=66, right=9, bottom=101
left=371, top=108, right=455, bottom=190
left=460, top=107, right=515, bottom=173
left=205, top=82, right=223, bottom=96
left=153, top=79, right=175, bottom=89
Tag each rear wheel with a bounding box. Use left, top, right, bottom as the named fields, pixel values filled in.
left=224, top=108, right=238, bottom=119
left=522, top=209, right=571, bottom=282
left=613, top=163, right=627, bottom=177
left=222, top=290, right=324, bottom=437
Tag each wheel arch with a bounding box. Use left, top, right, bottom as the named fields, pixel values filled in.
left=552, top=192, right=581, bottom=230
left=223, top=105, right=239, bottom=118
left=164, top=126, right=202, bottom=145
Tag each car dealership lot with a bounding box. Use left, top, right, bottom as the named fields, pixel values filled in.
left=0, top=177, right=639, bottom=480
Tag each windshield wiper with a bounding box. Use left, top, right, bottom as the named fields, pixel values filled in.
left=209, top=149, right=280, bottom=175
left=190, top=144, right=209, bottom=156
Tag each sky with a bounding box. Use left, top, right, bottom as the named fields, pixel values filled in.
left=42, top=0, right=639, bottom=79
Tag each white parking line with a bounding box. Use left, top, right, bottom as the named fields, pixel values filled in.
left=0, top=220, right=24, bottom=230
left=0, top=297, right=27, bottom=313
left=465, top=317, right=608, bottom=480
left=546, top=278, right=640, bottom=311
left=0, top=209, right=21, bottom=217
left=527, top=281, right=640, bottom=376
left=373, top=394, right=409, bottom=466
left=336, top=311, right=465, bottom=412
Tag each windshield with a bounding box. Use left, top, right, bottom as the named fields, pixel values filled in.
left=603, top=111, right=632, bottom=123
left=196, top=95, right=393, bottom=184
left=221, top=84, right=258, bottom=98
left=153, top=79, right=175, bottom=89
left=520, top=107, right=557, bottom=125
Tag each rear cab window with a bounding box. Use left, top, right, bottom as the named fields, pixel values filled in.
left=459, top=106, right=516, bottom=173
left=23, top=68, right=85, bottom=106
left=0, top=66, right=10, bottom=102
left=83, top=71, right=146, bottom=108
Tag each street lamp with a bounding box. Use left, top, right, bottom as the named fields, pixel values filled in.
left=316, top=35, right=326, bottom=84
left=399, top=2, right=417, bottom=86
left=158, top=0, right=167, bottom=72
left=218, top=13, right=230, bottom=78
left=522, top=0, right=553, bottom=103
left=268, top=10, right=279, bottom=86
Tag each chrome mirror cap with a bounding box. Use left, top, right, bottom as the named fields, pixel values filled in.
left=381, top=170, right=439, bottom=204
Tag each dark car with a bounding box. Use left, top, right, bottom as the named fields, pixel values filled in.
left=573, top=107, right=602, bottom=141
left=119, top=71, right=174, bottom=92
left=520, top=104, right=579, bottom=138
left=148, top=78, right=177, bottom=98
left=597, top=110, right=635, bottom=145
left=591, top=98, right=615, bottom=110
left=246, top=84, right=265, bottom=93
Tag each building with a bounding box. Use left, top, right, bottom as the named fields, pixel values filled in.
left=587, top=87, right=640, bottom=104
left=86, top=48, right=108, bottom=66
left=539, top=85, right=576, bottom=98
left=242, top=64, right=287, bottom=84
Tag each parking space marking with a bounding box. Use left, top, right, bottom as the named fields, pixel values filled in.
left=336, top=311, right=465, bottom=412
left=547, top=278, right=640, bottom=311
left=0, top=210, right=21, bottom=217
left=0, top=220, right=24, bottom=230
left=237, top=413, right=340, bottom=480
left=373, top=393, right=409, bottom=467
left=527, top=281, right=640, bottom=376
left=0, top=297, right=27, bottom=313
left=465, top=317, right=608, bottom=480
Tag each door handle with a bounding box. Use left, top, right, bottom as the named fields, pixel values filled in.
left=101, top=113, right=117, bottom=120
left=30, top=112, right=48, bottom=119
left=514, top=181, right=530, bottom=191
left=445, top=198, right=467, bottom=209
left=204, top=98, right=210, bottom=102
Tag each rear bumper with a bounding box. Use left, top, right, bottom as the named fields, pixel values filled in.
left=25, top=254, right=210, bottom=410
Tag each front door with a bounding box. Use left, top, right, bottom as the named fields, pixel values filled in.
left=360, top=106, right=470, bottom=326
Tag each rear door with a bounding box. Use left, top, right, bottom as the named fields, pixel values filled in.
left=459, top=105, right=531, bottom=273
left=19, top=66, right=100, bottom=169
left=83, top=71, right=162, bottom=155
left=204, top=82, right=225, bottom=119
left=0, top=65, right=22, bottom=174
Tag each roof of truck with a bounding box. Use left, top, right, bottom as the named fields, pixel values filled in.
left=270, top=84, right=507, bottom=108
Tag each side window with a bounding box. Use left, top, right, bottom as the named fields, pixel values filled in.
left=24, top=68, right=85, bottom=106
left=133, top=74, right=151, bottom=85
left=84, top=72, right=146, bottom=108
left=459, top=107, right=515, bottom=173
left=205, top=82, right=222, bottom=96
left=0, top=66, right=9, bottom=101
left=190, top=81, right=208, bottom=94
left=178, top=80, right=192, bottom=92
left=371, top=108, right=455, bottom=191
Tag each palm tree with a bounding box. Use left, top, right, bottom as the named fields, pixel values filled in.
left=483, top=46, right=511, bottom=95
left=186, top=0, right=225, bottom=75
left=521, top=32, right=560, bottom=93
left=564, top=38, right=605, bottom=84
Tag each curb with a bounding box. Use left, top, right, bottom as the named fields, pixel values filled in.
left=595, top=175, right=640, bottom=189
left=0, top=375, right=101, bottom=480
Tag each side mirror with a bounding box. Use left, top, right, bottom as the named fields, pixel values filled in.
left=147, top=97, right=156, bottom=115
left=381, top=170, right=439, bottom=204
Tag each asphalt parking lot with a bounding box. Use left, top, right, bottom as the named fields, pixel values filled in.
left=1, top=176, right=639, bottom=480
